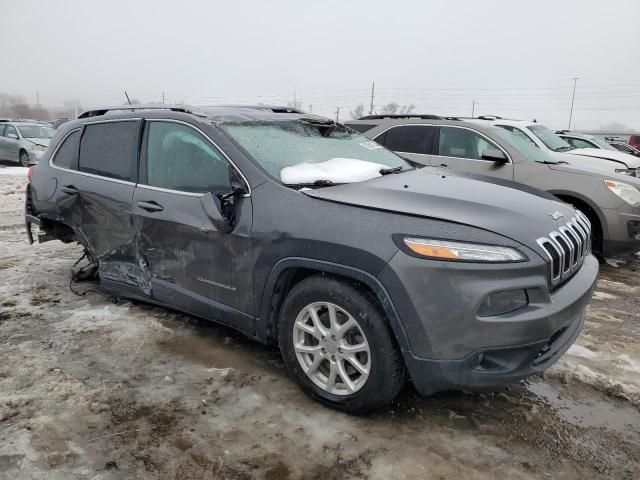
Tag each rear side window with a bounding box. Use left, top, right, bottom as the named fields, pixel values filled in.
left=144, top=122, right=231, bottom=193
left=376, top=125, right=435, bottom=154
left=52, top=130, right=80, bottom=169
left=79, top=122, right=138, bottom=181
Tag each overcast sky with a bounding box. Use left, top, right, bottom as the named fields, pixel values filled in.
left=2, top=0, right=639, bottom=130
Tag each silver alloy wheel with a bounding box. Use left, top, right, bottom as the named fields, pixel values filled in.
left=292, top=301, right=371, bottom=396
left=20, top=151, right=29, bottom=167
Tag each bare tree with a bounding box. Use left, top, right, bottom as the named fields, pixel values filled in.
left=349, top=103, right=365, bottom=120
left=380, top=102, right=416, bottom=116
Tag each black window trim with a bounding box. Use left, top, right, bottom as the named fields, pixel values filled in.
left=372, top=124, right=437, bottom=156
left=49, top=119, right=142, bottom=186
left=137, top=118, right=251, bottom=198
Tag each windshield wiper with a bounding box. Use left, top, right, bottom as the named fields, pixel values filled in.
left=285, top=179, right=337, bottom=189
left=380, top=166, right=415, bottom=175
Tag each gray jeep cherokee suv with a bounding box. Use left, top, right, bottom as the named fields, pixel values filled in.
left=25, top=105, right=598, bottom=412
left=347, top=116, right=640, bottom=257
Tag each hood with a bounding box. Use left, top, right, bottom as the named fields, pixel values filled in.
left=25, top=138, right=51, bottom=147
left=303, top=167, right=577, bottom=251
left=567, top=147, right=640, bottom=169
left=551, top=150, right=636, bottom=175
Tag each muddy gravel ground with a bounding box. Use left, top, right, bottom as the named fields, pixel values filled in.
left=0, top=166, right=639, bottom=479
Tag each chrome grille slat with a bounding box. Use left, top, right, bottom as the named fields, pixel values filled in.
left=537, top=214, right=592, bottom=288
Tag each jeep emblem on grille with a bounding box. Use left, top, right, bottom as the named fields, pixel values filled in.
left=549, top=211, right=564, bottom=220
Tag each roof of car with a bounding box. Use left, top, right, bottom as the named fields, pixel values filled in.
left=344, top=117, right=500, bottom=131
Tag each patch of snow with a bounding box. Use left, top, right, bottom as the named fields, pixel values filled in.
left=280, top=158, right=386, bottom=185
left=566, top=344, right=599, bottom=359
left=605, top=257, right=625, bottom=268
left=0, top=166, right=28, bottom=176
left=592, top=291, right=617, bottom=300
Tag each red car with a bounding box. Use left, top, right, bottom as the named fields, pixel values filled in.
left=629, top=134, right=640, bottom=151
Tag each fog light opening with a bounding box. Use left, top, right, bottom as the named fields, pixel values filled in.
left=478, top=290, right=528, bottom=317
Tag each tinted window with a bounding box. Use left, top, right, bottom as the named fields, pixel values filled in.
left=52, top=130, right=81, bottom=169
left=145, top=122, right=232, bottom=193
left=0, top=125, right=5, bottom=136
left=377, top=125, right=434, bottom=154
left=438, top=127, right=501, bottom=160
left=79, top=122, right=138, bottom=181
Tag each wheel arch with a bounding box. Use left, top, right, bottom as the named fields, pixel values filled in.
left=257, top=258, right=410, bottom=351
left=549, top=190, right=605, bottom=250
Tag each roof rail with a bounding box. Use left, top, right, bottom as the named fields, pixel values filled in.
left=555, top=129, right=570, bottom=134
left=77, top=104, right=208, bottom=119
left=357, top=114, right=443, bottom=120
left=474, top=115, right=503, bottom=120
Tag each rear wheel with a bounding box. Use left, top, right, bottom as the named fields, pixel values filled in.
left=19, top=150, right=29, bottom=167
left=278, top=275, right=405, bottom=413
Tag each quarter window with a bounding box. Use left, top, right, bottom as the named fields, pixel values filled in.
left=145, top=122, right=232, bottom=194
left=79, top=122, right=138, bottom=181
left=52, top=130, right=81, bottom=169
left=438, top=127, right=502, bottom=160
left=376, top=125, right=435, bottom=154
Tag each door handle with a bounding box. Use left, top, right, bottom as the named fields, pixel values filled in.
left=439, top=163, right=448, bottom=167
left=61, top=185, right=79, bottom=195
left=136, top=201, right=164, bottom=212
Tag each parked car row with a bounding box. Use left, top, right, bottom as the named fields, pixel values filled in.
left=0, top=119, right=55, bottom=166
left=23, top=104, right=624, bottom=412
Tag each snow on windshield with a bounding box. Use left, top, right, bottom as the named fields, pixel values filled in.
left=222, top=121, right=407, bottom=181
left=280, top=158, right=387, bottom=185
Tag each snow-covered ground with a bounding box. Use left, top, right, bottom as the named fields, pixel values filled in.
left=1, top=172, right=639, bottom=479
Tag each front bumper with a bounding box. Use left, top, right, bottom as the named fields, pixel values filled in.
left=380, top=251, right=599, bottom=395
left=601, top=206, right=640, bottom=256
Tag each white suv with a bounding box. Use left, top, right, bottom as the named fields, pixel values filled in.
left=469, top=118, right=640, bottom=175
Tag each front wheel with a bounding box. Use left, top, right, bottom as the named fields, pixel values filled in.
left=19, top=150, right=29, bottom=167
left=278, top=275, right=405, bottom=413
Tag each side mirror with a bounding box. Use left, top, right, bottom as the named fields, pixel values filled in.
left=7, top=133, right=18, bottom=140
left=481, top=148, right=508, bottom=163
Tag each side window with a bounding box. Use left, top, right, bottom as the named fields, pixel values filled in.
left=0, top=125, right=5, bottom=136
left=498, top=125, right=538, bottom=148
left=566, top=138, right=593, bottom=149
left=438, top=127, right=501, bottom=160
left=79, top=122, right=138, bottom=181
left=4, top=125, right=18, bottom=138
left=145, top=122, right=231, bottom=194
left=376, top=125, right=435, bottom=154
left=52, top=130, right=81, bottom=169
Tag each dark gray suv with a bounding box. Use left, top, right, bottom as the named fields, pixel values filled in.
left=25, top=105, right=598, bottom=412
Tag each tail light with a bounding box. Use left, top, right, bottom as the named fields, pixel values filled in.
left=27, top=166, right=36, bottom=182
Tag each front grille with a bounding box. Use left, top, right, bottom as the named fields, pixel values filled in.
left=537, top=211, right=592, bottom=288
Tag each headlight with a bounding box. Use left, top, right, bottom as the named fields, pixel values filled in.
left=31, top=144, right=46, bottom=152
left=604, top=180, right=640, bottom=206
left=402, top=238, right=526, bottom=262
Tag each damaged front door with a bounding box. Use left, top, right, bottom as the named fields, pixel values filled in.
left=133, top=120, right=254, bottom=333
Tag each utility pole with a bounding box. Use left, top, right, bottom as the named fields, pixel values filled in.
left=335, top=106, right=340, bottom=123
left=471, top=100, right=477, bottom=118
left=369, top=82, right=375, bottom=115
left=568, top=77, right=579, bottom=130
left=36, top=91, right=40, bottom=106
left=308, top=104, right=312, bottom=113
left=162, top=91, right=165, bottom=104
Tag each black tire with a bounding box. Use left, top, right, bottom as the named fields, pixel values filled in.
left=19, top=150, right=29, bottom=167
left=278, top=275, right=406, bottom=413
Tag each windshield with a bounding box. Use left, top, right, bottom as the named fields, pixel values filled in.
left=527, top=125, right=573, bottom=152
left=493, top=127, right=560, bottom=164
left=221, top=120, right=409, bottom=184
left=590, top=136, right=618, bottom=151
left=17, top=125, right=55, bottom=139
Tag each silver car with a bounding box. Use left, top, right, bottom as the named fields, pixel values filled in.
left=0, top=121, right=55, bottom=166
